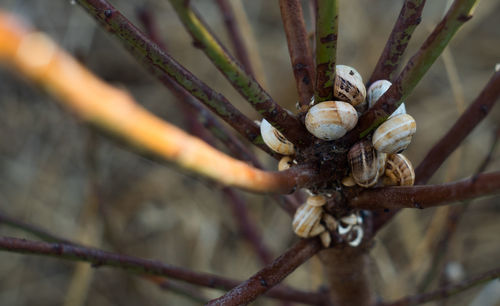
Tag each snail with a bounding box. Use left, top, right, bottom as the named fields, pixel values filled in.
left=334, top=65, right=367, bottom=109
left=367, top=79, right=406, bottom=118
left=278, top=156, right=293, bottom=171
left=383, top=153, right=415, bottom=186
left=292, top=195, right=326, bottom=238
left=305, top=101, right=358, bottom=140
left=260, top=119, right=295, bottom=155
left=348, top=139, right=379, bottom=187
left=377, top=152, right=388, bottom=178
left=372, top=113, right=416, bottom=154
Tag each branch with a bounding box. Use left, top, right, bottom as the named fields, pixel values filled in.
left=207, top=239, right=323, bottom=305
left=368, top=0, right=427, bottom=84
left=0, top=237, right=325, bottom=305
left=168, top=0, right=311, bottom=147
left=342, top=0, right=478, bottom=143
left=415, top=69, right=500, bottom=184
left=350, top=172, right=500, bottom=210
left=315, top=0, right=338, bottom=103
left=279, top=0, right=315, bottom=108
left=0, top=13, right=316, bottom=193
left=381, top=266, right=500, bottom=306
left=73, top=0, right=271, bottom=154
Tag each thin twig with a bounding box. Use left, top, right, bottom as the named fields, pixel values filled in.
left=0, top=236, right=326, bottom=304
left=168, top=0, right=311, bottom=147
left=342, top=0, right=478, bottom=143
left=279, top=0, right=315, bottom=109
left=0, top=14, right=317, bottom=193
left=207, top=238, right=323, bottom=305
left=74, top=0, right=270, bottom=153
left=381, top=266, right=500, bottom=306
left=368, top=0, right=427, bottom=84
left=350, top=171, right=500, bottom=210
left=314, top=0, right=338, bottom=103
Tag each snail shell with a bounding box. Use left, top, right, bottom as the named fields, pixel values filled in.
left=348, top=139, right=379, bottom=187
left=334, top=65, right=367, bottom=108
left=320, top=231, right=331, bottom=248
left=260, top=119, right=295, bottom=155
left=377, top=152, right=387, bottom=178
left=383, top=154, right=415, bottom=186
left=292, top=203, right=323, bottom=238
left=323, top=213, right=338, bottom=232
left=367, top=79, right=406, bottom=118
left=372, top=114, right=416, bottom=154
left=306, top=195, right=327, bottom=207
left=278, top=156, right=293, bottom=171
left=305, top=101, right=358, bottom=140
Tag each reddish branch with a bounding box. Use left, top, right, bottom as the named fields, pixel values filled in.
left=350, top=171, right=500, bottom=210
left=279, top=0, right=316, bottom=108
left=215, top=0, right=254, bottom=77
left=368, top=0, right=427, bottom=84
left=381, top=266, right=500, bottom=306
left=207, top=238, right=323, bottom=305
left=0, top=236, right=324, bottom=304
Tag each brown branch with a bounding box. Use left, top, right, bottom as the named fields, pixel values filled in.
left=0, top=236, right=325, bottom=304
left=207, top=238, right=323, bottom=305
left=214, top=0, right=254, bottom=77
left=415, top=70, right=500, bottom=184
left=279, top=0, right=315, bottom=108
left=381, top=266, right=500, bottom=306
left=350, top=172, right=500, bottom=210
left=368, top=0, right=426, bottom=84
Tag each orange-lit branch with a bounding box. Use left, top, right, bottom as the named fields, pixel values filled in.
left=0, top=12, right=314, bottom=194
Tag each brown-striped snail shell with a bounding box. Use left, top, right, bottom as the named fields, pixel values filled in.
left=383, top=154, right=415, bottom=186
left=292, top=202, right=323, bottom=238
left=372, top=114, right=416, bottom=154
left=278, top=156, right=293, bottom=171
left=367, top=79, right=406, bottom=118
left=348, top=139, right=379, bottom=187
left=260, top=119, right=295, bottom=155
left=377, top=152, right=388, bottom=178
left=334, top=65, right=367, bottom=109
left=305, top=101, right=358, bottom=140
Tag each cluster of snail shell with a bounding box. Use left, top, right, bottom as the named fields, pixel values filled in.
left=259, top=65, right=417, bottom=248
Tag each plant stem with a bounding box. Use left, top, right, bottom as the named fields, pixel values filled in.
left=314, top=0, right=338, bottom=103
left=74, top=0, right=269, bottom=153
left=342, top=0, right=478, bottom=143
left=368, top=0, right=427, bottom=84
left=350, top=171, right=500, bottom=210
left=207, top=238, right=323, bottom=305
left=0, top=236, right=325, bottom=305
left=279, top=0, right=315, bottom=109
left=168, top=0, right=311, bottom=147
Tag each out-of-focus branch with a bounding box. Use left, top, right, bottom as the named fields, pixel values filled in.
left=73, top=0, right=272, bottom=154
left=314, top=0, right=338, bottom=103
left=342, top=0, right=478, bottom=143
left=0, top=236, right=325, bottom=304
left=279, top=0, right=315, bottom=109
left=0, top=13, right=316, bottom=193
left=207, top=239, right=323, bottom=305
left=350, top=172, right=500, bottom=210
left=168, top=0, right=311, bottom=147
left=368, top=0, right=426, bottom=84
left=381, top=266, right=500, bottom=306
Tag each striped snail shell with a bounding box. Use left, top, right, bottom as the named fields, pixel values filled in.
left=260, top=119, right=295, bottom=155
left=305, top=101, right=358, bottom=140
left=372, top=114, right=416, bottom=154
left=383, top=154, right=415, bottom=186
left=377, top=152, right=388, bottom=178
left=334, top=65, right=367, bottom=109
left=367, top=79, right=406, bottom=118
left=292, top=203, right=324, bottom=238
left=348, top=139, right=379, bottom=187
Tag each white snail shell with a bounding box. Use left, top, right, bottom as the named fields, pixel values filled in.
left=292, top=203, right=323, bottom=238
left=367, top=79, right=406, bottom=118
left=372, top=114, right=416, bottom=154
left=383, top=153, right=415, bottom=186
left=260, top=119, right=295, bottom=155
left=334, top=65, right=367, bottom=108
left=305, top=101, right=358, bottom=140
left=348, top=225, right=364, bottom=247
left=348, top=139, right=379, bottom=187
left=278, top=156, right=293, bottom=171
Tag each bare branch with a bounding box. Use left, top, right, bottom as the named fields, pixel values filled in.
left=350, top=172, right=500, bottom=210
left=207, top=239, right=323, bottom=305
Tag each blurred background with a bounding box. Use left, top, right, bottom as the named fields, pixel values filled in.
left=0, top=0, right=499, bottom=305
